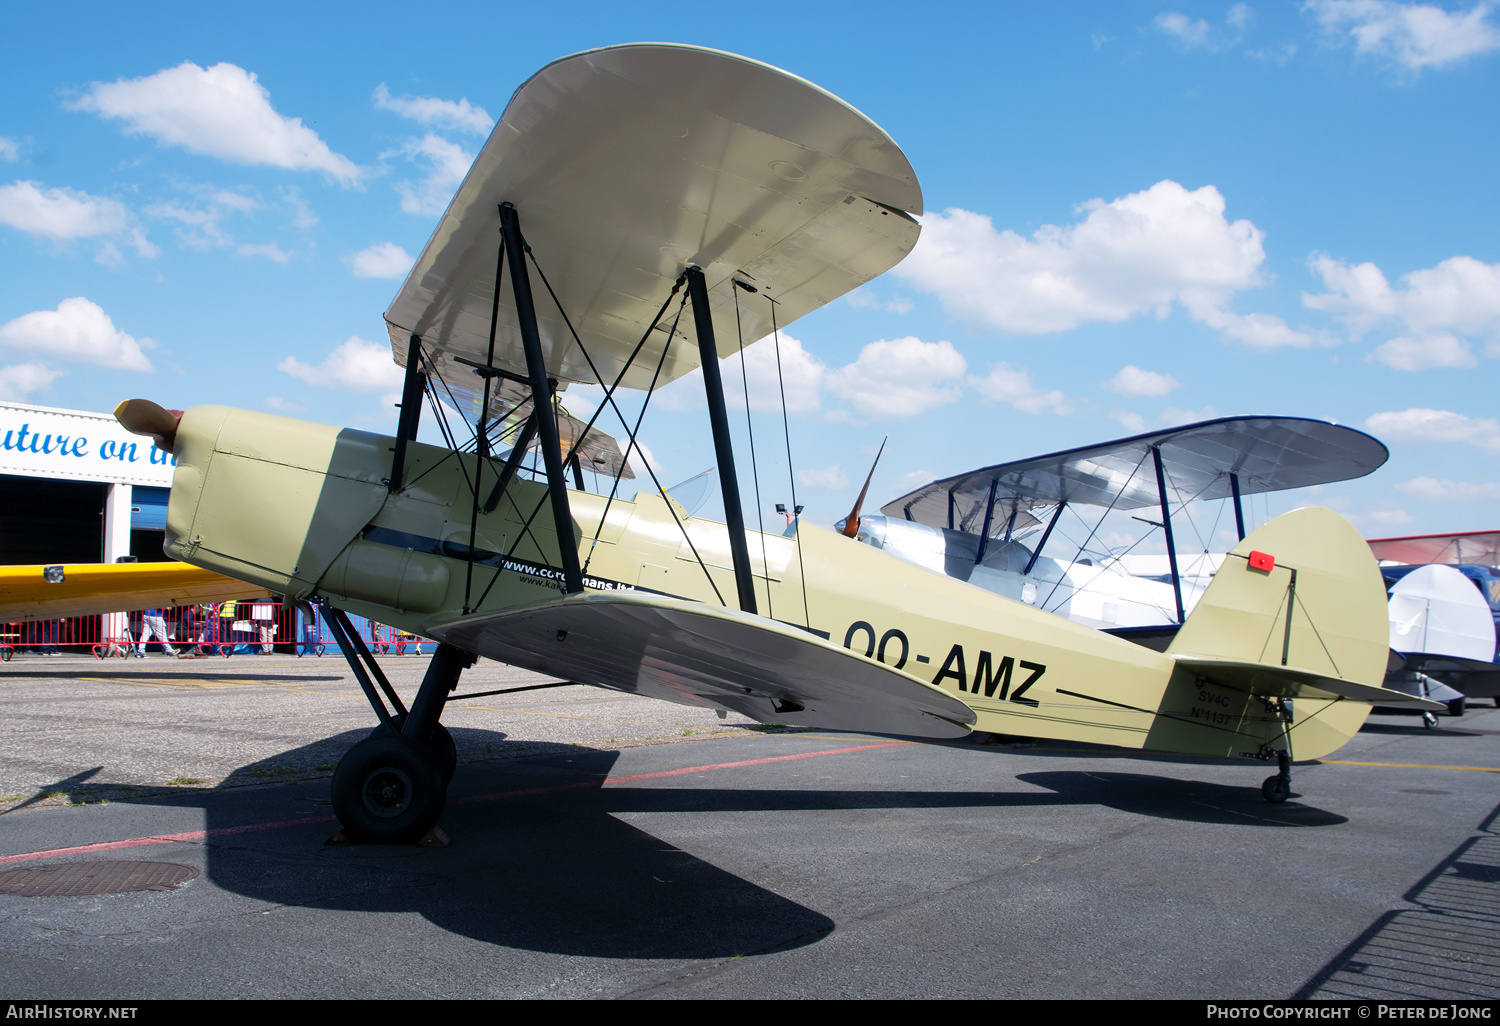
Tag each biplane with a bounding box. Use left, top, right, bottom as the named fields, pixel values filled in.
left=114, top=44, right=1432, bottom=844
left=856, top=416, right=1389, bottom=643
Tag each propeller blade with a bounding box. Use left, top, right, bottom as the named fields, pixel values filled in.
left=841, top=435, right=888, bottom=538
left=114, top=399, right=182, bottom=454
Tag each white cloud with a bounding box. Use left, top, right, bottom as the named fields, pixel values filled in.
left=627, top=438, right=663, bottom=478
left=263, top=396, right=306, bottom=414
left=0, top=362, right=62, bottom=401
left=1395, top=476, right=1500, bottom=500
left=1372, top=332, right=1476, bottom=369
left=797, top=465, right=849, bottom=490
left=346, top=241, right=414, bottom=280
left=895, top=181, right=1284, bottom=347
left=1157, top=13, right=1214, bottom=48
left=1366, top=507, right=1416, bottom=526
left=654, top=332, right=825, bottom=415
left=1104, top=364, right=1180, bottom=397
left=0, top=138, right=19, bottom=163
left=147, top=186, right=261, bottom=250
left=373, top=83, right=493, bottom=135
left=1161, top=405, right=1222, bottom=426
left=387, top=133, right=472, bottom=216
left=1182, top=294, right=1329, bottom=348
left=1306, top=253, right=1500, bottom=366
left=238, top=241, right=291, bottom=263
left=1109, top=409, right=1148, bottom=432
left=890, top=469, right=936, bottom=494
left=1306, top=0, right=1500, bottom=69
left=0, top=180, right=127, bottom=239
left=1365, top=407, right=1500, bottom=453
left=845, top=288, right=913, bottom=314
left=278, top=335, right=402, bottom=391
left=723, top=333, right=824, bottom=413
left=825, top=337, right=966, bottom=418
left=0, top=298, right=153, bottom=371
left=71, top=62, right=363, bottom=185
left=969, top=363, right=1073, bottom=415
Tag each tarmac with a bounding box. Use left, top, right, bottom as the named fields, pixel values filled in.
left=1, top=650, right=1497, bottom=1000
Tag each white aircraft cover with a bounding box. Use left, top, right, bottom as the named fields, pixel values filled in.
left=385, top=43, right=922, bottom=425
left=1388, top=564, right=1497, bottom=660
left=882, top=416, right=1387, bottom=536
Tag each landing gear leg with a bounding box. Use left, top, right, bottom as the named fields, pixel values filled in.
left=1259, top=698, right=1294, bottom=804
left=1261, top=750, right=1292, bottom=804
left=326, top=607, right=473, bottom=843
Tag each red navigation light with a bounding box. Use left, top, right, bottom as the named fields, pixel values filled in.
left=1248, top=550, right=1276, bottom=573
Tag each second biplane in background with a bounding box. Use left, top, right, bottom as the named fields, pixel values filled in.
left=855, top=416, right=1388, bottom=645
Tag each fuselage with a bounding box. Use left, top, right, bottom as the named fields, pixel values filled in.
left=160, top=406, right=1366, bottom=759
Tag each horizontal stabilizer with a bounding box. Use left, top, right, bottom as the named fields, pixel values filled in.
left=1172, top=656, right=1445, bottom=710
left=428, top=593, right=975, bottom=738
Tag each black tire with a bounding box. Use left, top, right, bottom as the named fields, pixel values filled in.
left=331, top=735, right=446, bottom=843
left=1261, top=775, right=1290, bottom=803
left=367, top=721, right=457, bottom=784
left=1447, top=697, right=1466, bottom=717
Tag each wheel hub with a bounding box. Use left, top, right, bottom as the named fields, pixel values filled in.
left=362, top=768, right=412, bottom=817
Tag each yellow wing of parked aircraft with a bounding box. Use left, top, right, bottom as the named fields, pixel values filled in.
left=0, top=560, right=264, bottom=624
left=114, top=43, right=1429, bottom=845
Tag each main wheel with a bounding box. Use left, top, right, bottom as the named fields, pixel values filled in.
left=367, top=722, right=457, bottom=783
left=331, top=735, right=446, bottom=843
left=1447, top=697, right=1466, bottom=717
left=1261, top=775, right=1290, bottom=803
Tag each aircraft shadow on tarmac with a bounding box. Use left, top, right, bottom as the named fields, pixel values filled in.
left=1295, top=798, right=1500, bottom=1000
left=140, top=729, right=1350, bottom=957
left=1012, top=770, right=1348, bottom=826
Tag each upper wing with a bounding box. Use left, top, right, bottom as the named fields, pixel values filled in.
left=427, top=591, right=975, bottom=738
left=0, top=562, right=265, bottom=623
left=881, top=415, right=1388, bottom=535
left=1368, top=530, right=1500, bottom=568
left=384, top=43, right=923, bottom=425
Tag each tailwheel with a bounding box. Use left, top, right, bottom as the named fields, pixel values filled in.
left=331, top=735, right=446, bottom=843
left=1422, top=711, right=1438, bottom=729
left=1260, top=745, right=1293, bottom=804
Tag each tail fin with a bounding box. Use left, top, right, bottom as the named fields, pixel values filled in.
left=1150, top=507, right=1392, bottom=760
left=1168, top=506, right=1389, bottom=684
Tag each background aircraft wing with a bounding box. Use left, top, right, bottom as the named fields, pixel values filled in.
left=427, top=592, right=975, bottom=738
left=881, top=416, right=1388, bottom=536
left=384, top=43, right=923, bottom=428
left=1368, top=530, right=1500, bottom=567
left=490, top=400, right=634, bottom=480
left=0, top=562, right=265, bottom=623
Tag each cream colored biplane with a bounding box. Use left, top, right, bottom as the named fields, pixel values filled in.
left=114, top=44, right=1434, bottom=844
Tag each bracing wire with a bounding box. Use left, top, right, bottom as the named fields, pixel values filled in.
left=770, top=297, right=811, bottom=628
left=733, top=283, right=772, bottom=620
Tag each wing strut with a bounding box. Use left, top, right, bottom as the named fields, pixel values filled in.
left=388, top=334, right=426, bottom=494
left=1151, top=445, right=1186, bottom=624
left=686, top=266, right=757, bottom=614
left=500, top=203, right=584, bottom=595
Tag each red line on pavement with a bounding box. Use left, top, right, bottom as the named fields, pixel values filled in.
left=0, top=740, right=908, bottom=866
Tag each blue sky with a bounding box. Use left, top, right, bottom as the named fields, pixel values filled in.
left=2, top=1, right=1497, bottom=561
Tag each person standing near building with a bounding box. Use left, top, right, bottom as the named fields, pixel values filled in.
left=251, top=598, right=275, bottom=654
left=136, top=607, right=176, bottom=657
